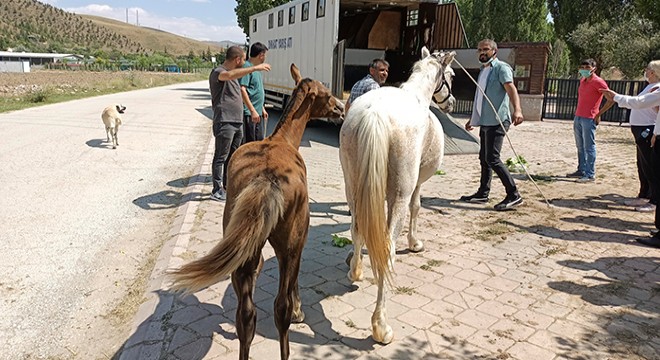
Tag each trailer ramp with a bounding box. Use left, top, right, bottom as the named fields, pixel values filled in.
left=430, top=107, right=480, bottom=155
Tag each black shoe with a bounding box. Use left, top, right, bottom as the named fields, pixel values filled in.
left=566, top=170, right=584, bottom=178
left=636, top=236, right=660, bottom=248
left=494, top=193, right=523, bottom=211
left=210, top=189, right=226, bottom=201
left=460, top=193, right=489, bottom=203
left=649, top=230, right=658, bottom=237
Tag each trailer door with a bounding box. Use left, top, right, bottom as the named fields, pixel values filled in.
left=332, top=39, right=345, bottom=98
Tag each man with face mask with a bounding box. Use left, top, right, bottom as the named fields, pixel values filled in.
left=566, top=59, right=614, bottom=183
left=460, top=39, right=524, bottom=211
left=344, top=58, right=389, bottom=114
left=209, top=46, right=270, bottom=201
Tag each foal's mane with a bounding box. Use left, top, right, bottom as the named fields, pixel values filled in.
left=271, top=78, right=315, bottom=135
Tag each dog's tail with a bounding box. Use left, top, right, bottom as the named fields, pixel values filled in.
left=168, top=177, right=284, bottom=294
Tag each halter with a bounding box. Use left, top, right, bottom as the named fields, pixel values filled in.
left=434, top=69, right=453, bottom=105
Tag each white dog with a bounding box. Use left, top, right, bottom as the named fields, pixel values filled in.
left=101, top=104, right=126, bottom=149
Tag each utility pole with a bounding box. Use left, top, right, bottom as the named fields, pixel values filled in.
left=136, top=9, right=139, bottom=26
left=125, top=8, right=128, bottom=23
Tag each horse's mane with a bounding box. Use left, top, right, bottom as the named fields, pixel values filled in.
left=400, top=55, right=444, bottom=100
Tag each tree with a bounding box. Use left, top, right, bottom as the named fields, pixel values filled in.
left=457, top=0, right=553, bottom=45
left=235, top=0, right=288, bottom=37
left=569, top=15, right=660, bottom=78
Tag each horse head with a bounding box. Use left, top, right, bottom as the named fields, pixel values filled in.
left=289, top=64, right=345, bottom=123
left=420, top=47, right=456, bottom=113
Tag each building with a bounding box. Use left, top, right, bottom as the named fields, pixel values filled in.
left=0, top=51, right=84, bottom=73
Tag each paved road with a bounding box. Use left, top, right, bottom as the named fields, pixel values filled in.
left=0, top=81, right=213, bottom=358
left=119, top=118, right=659, bottom=360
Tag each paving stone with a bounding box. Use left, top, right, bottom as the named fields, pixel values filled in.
left=454, top=309, right=498, bottom=330
left=506, top=341, right=556, bottom=360
left=488, top=318, right=535, bottom=341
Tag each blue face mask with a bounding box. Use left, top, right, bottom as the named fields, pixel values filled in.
left=578, top=69, right=592, bottom=78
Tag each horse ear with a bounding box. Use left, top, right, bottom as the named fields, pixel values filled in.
left=290, top=64, right=302, bottom=85
left=441, top=51, right=456, bottom=66
left=421, top=46, right=430, bottom=59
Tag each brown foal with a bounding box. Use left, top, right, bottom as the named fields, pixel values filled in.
left=169, top=64, right=344, bottom=360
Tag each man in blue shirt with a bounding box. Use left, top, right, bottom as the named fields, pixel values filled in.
left=460, top=39, right=524, bottom=211
left=240, top=42, right=269, bottom=143
left=344, top=58, right=389, bottom=114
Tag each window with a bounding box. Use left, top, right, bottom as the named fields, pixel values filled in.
left=514, top=64, right=531, bottom=94
left=317, top=0, right=326, bottom=18
left=289, top=6, right=296, bottom=24
left=252, top=19, right=257, bottom=33
left=302, top=2, right=309, bottom=21
left=278, top=10, right=284, bottom=27
left=407, top=9, right=419, bottom=27
left=268, top=13, right=273, bottom=29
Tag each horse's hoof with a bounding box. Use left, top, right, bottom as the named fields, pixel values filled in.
left=347, top=269, right=363, bottom=282
left=409, top=242, right=424, bottom=253
left=292, top=310, right=305, bottom=323
left=373, top=325, right=394, bottom=344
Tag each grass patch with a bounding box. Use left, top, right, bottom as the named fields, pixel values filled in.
left=0, top=71, right=207, bottom=113
left=420, top=259, right=445, bottom=271
left=331, top=234, right=352, bottom=248
left=474, top=222, right=513, bottom=242
left=394, top=286, right=415, bottom=295
left=435, top=170, right=446, bottom=175
left=344, top=319, right=356, bottom=328
left=529, top=174, right=555, bottom=183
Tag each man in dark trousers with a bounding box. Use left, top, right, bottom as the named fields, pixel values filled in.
left=209, top=46, right=270, bottom=201
left=240, top=42, right=269, bottom=143
left=460, top=39, right=524, bottom=211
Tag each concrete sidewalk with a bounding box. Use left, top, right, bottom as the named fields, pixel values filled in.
left=117, top=120, right=659, bottom=360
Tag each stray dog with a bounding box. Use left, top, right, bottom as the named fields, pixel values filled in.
left=101, top=104, right=126, bottom=149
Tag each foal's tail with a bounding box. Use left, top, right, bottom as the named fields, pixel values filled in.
left=353, top=109, right=393, bottom=285
left=168, top=177, right=284, bottom=294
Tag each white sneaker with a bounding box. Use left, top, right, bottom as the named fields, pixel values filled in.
left=635, top=203, right=656, bottom=212
left=625, top=198, right=649, bottom=206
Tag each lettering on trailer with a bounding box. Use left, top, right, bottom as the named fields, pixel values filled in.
left=267, top=37, right=293, bottom=50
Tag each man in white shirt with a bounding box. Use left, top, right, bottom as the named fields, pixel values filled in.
left=601, top=60, right=660, bottom=248
left=624, top=62, right=660, bottom=212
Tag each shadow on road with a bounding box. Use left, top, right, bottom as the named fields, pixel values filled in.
left=86, top=138, right=114, bottom=149
left=547, top=256, right=660, bottom=359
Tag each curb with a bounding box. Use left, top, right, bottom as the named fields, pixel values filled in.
left=118, top=133, right=215, bottom=359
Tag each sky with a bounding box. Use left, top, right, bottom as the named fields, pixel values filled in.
left=38, top=0, right=247, bottom=43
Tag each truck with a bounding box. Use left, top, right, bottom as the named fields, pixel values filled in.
left=248, top=0, right=467, bottom=109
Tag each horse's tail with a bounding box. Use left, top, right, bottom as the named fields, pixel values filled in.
left=168, top=177, right=284, bottom=294
left=353, top=109, right=393, bottom=285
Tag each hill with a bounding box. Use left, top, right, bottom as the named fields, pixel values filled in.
left=0, top=0, right=224, bottom=56
left=82, top=15, right=225, bottom=56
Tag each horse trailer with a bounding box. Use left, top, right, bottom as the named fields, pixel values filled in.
left=248, top=0, right=467, bottom=109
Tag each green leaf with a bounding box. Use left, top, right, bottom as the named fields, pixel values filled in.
left=331, top=234, right=352, bottom=248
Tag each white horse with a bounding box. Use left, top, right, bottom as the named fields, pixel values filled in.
left=339, top=47, right=455, bottom=344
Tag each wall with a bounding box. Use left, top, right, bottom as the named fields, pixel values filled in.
left=519, top=94, right=544, bottom=121
left=0, top=61, right=29, bottom=73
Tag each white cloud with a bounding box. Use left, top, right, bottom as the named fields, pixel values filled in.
left=64, top=4, right=245, bottom=43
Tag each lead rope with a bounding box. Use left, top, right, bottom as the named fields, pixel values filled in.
left=451, top=58, right=551, bottom=206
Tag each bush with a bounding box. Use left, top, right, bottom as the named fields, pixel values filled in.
left=26, top=88, right=50, bottom=103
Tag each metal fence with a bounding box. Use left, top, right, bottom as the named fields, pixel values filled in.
left=543, top=78, right=648, bottom=123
